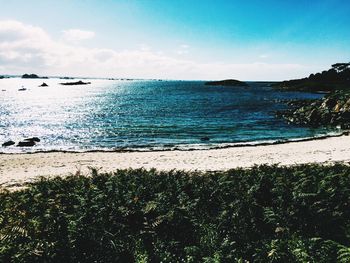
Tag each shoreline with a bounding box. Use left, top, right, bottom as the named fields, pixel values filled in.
left=1, top=133, right=350, bottom=189
left=0, top=130, right=345, bottom=155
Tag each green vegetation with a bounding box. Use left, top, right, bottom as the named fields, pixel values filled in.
left=1, top=164, right=350, bottom=262
left=276, top=62, right=350, bottom=92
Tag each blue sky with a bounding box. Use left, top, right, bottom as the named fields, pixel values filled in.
left=0, top=0, right=349, bottom=80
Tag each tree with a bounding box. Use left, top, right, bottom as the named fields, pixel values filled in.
left=331, top=63, right=350, bottom=72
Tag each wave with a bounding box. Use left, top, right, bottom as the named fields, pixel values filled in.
left=1, top=130, right=347, bottom=155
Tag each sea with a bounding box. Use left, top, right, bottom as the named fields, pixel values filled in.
left=0, top=78, right=337, bottom=153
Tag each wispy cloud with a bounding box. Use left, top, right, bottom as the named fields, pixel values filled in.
left=0, top=20, right=310, bottom=80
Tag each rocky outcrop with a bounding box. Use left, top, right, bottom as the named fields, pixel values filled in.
left=278, top=91, right=350, bottom=128
left=39, top=82, right=48, bottom=87
left=2, top=141, right=15, bottom=147
left=205, top=79, right=248, bottom=87
left=24, top=137, right=40, bottom=143
left=2, top=137, right=41, bottom=147
left=17, top=141, right=35, bottom=147
left=60, top=80, right=91, bottom=85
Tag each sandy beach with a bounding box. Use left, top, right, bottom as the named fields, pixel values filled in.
left=0, top=134, right=349, bottom=189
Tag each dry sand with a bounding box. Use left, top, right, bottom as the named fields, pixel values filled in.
left=1, top=135, right=350, bottom=188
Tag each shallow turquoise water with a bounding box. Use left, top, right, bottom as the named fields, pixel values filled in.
left=0, top=78, right=333, bottom=152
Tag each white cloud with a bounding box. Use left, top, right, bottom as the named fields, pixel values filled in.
left=0, top=20, right=49, bottom=42
left=62, top=29, right=95, bottom=43
left=0, top=20, right=312, bottom=80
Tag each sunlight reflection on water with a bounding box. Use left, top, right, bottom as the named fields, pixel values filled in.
left=0, top=78, right=332, bottom=153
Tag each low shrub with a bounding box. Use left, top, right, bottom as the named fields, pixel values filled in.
left=1, top=164, right=350, bottom=262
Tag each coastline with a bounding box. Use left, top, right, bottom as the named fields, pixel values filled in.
left=0, top=130, right=344, bottom=154
left=1, top=133, right=350, bottom=189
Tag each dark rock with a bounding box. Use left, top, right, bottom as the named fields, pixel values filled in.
left=321, top=98, right=337, bottom=109
left=205, top=79, right=248, bottom=87
left=2, top=140, right=15, bottom=147
left=200, top=137, right=210, bottom=141
left=24, top=137, right=40, bottom=142
left=39, top=82, right=48, bottom=87
left=322, top=112, right=332, bottom=123
left=277, top=90, right=350, bottom=128
left=17, top=141, right=36, bottom=147
left=341, top=111, right=350, bottom=119
left=60, top=80, right=91, bottom=86
left=308, top=109, right=320, bottom=124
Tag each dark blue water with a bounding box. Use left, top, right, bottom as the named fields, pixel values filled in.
left=0, top=78, right=333, bottom=152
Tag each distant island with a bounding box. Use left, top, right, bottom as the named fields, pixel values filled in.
left=60, top=80, right=91, bottom=86
left=275, top=62, right=350, bottom=92
left=204, top=79, right=248, bottom=87
left=22, top=73, right=48, bottom=79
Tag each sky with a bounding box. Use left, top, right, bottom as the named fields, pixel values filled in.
left=0, top=0, right=349, bottom=80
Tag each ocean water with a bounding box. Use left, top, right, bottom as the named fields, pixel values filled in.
left=0, top=78, right=334, bottom=153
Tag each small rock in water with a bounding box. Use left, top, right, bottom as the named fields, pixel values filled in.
left=24, top=137, right=41, bottom=142
left=39, top=82, right=48, bottom=87
left=17, top=141, right=36, bottom=147
left=2, top=140, right=15, bottom=147
left=200, top=137, right=210, bottom=141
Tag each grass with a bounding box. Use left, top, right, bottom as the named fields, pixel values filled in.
left=1, top=164, right=350, bottom=262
